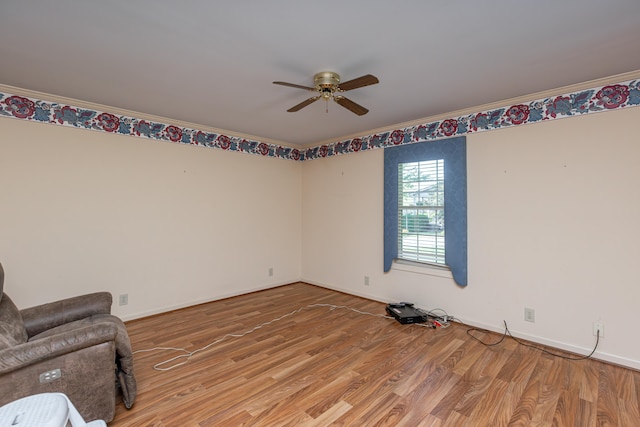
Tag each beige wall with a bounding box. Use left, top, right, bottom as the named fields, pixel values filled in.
left=0, top=118, right=302, bottom=319
left=301, top=107, right=640, bottom=369
left=1, top=90, right=638, bottom=369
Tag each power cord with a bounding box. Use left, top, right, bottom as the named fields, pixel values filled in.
left=133, top=303, right=597, bottom=371
left=460, top=318, right=600, bottom=361
left=133, top=303, right=396, bottom=371
left=414, top=307, right=599, bottom=360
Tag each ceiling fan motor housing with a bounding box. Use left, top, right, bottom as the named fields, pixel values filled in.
left=314, top=71, right=341, bottom=99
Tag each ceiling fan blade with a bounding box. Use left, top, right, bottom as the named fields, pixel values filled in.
left=338, top=74, right=379, bottom=91
left=273, top=81, right=315, bottom=91
left=334, top=96, right=369, bottom=116
left=287, top=96, right=321, bottom=112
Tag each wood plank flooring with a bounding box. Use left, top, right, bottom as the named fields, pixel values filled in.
left=112, top=282, right=640, bottom=426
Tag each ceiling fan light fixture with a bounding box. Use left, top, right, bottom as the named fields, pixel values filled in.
left=315, top=71, right=340, bottom=100
left=314, top=71, right=340, bottom=90
left=273, top=70, right=378, bottom=115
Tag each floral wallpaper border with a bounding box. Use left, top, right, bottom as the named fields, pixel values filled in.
left=0, top=92, right=303, bottom=161
left=1, top=79, right=639, bottom=161
left=305, top=79, right=640, bottom=160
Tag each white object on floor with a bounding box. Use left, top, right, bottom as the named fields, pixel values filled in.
left=0, top=393, right=106, bottom=427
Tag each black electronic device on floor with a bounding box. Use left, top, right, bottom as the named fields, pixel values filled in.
left=385, top=302, right=427, bottom=324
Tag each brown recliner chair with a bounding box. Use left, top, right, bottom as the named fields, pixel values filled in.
left=0, top=262, right=136, bottom=423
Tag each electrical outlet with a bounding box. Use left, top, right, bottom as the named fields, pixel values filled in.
left=364, top=276, right=370, bottom=286
left=593, top=321, right=604, bottom=338
left=524, top=307, right=535, bottom=323
left=268, top=267, right=273, bottom=277
left=119, top=294, right=128, bottom=306
left=39, top=368, right=61, bottom=383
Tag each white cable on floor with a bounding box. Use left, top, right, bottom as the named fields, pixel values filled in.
left=133, top=303, right=402, bottom=371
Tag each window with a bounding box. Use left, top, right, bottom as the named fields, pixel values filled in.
left=398, top=159, right=445, bottom=265
left=384, top=136, right=467, bottom=286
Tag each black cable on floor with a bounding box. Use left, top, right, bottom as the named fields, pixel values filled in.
left=461, top=319, right=600, bottom=361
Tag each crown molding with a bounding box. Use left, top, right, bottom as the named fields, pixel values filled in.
left=300, top=71, right=640, bottom=160
left=311, top=69, right=640, bottom=148
left=0, top=83, right=294, bottom=149
left=2, top=69, right=639, bottom=161
left=0, top=83, right=304, bottom=160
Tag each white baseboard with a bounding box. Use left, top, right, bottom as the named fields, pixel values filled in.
left=303, top=279, right=640, bottom=371
left=119, top=279, right=299, bottom=322
left=303, top=279, right=390, bottom=304
left=456, top=318, right=640, bottom=371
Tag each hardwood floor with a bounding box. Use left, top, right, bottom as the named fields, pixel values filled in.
left=112, top=283, right=640, bottom=426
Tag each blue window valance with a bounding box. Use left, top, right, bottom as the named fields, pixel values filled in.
left=384, top=136, right=467, bottom=286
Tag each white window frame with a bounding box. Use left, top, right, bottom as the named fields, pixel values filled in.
left=397, top=159, right=446, bottom=267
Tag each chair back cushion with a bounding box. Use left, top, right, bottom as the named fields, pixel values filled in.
left=0, top=293, right=28, bottom=350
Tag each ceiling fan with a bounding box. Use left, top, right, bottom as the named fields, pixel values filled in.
left=273, top=71, right=379, bottom=116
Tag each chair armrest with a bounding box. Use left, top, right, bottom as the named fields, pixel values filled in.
left=21, top=292, right=113, bottom=338
left=0, top=322, right=118, bottom=375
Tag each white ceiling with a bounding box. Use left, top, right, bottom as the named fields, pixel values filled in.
left=1, top=1, right=640, bottom=147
